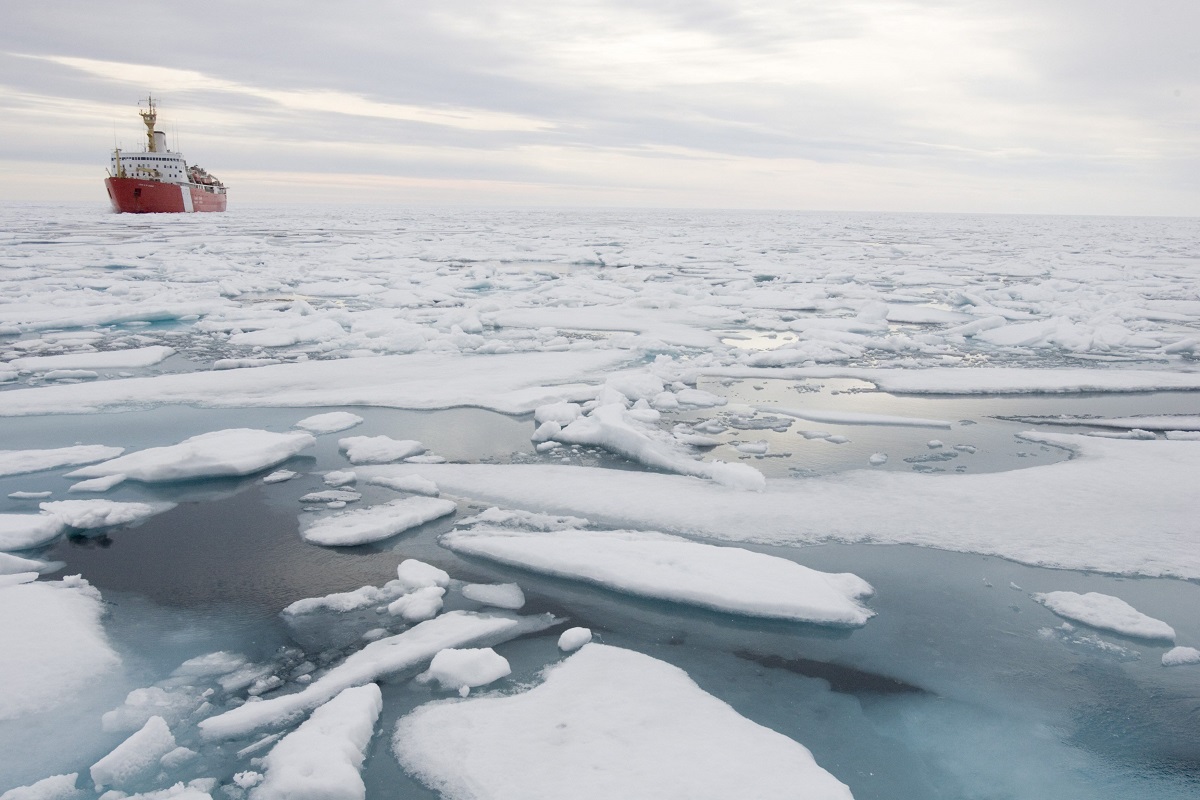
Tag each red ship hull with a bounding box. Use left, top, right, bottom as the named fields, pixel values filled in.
left=105, top=177, right=227, bottom=213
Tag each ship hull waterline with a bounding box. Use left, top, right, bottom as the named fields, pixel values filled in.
left=104, top=177, right=227, bottom=213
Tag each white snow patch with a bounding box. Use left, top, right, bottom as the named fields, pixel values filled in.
left=557, top=627, right=592, bottom=652
left=1034, top=591, right=1176, bottom=641
left=443, top=527, right=874, bottom=626
left=393, top=644, right=853, bottom=800
left=300, top=497, right=456, bottom=546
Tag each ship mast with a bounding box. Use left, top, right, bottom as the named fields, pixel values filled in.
left=140, top=95, right=157, bottom=153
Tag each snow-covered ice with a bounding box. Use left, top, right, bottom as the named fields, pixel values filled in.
left=40, top=500, right=175, bottom=530
left=0, top=774, right=83, bottom=800
left=300, top=497, right=457, bottom=546
left=416, top=647, right=511, bottom=695
left=251, top=684, right=381, bottom=800
left=0, top=576, right=119, bottom=720
left=387, top=586, right=445, bottom=622
left=442, top=527, right=874, bottom=625
left=367, top=474, right=439, bottom=496
left=337, top=435, right=426, bottom=464
left=460, top=582, right=525, bottom=610
left=393, top=644, right=853, bottom=800
left=65, top=429, right=314, bottom=482
left=89, top=715, right=176, bottom=791
left=0, top=446, right=124, bottom=477
left=396, top=559, right=451, bottom=590
left=1161, top=646, right=1200, bottom=666
left=293, top=412, right=364, bottom=434
left=1034, top=591, right=1176, bottom=641
left=7, top=346, right=175, bottom=372
left=557, top=627, right=592, bottom=652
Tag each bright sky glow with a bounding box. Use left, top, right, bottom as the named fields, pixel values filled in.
left=0, top=0, right=1196, bottom=213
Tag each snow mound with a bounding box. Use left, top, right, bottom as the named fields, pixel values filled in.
left=301, top=497, right=457, bottom=546
left=294, top=412, right=364, bottom=434
left=417, top=648, right=511, bottom=695
left=442, top=527, right=874, bottom=626
left=0, top=514, right=66, bottom=551
left=0, top=445, right=124, bottom=477
left=393, top=644, right=853, bottom=800
left=338, top=436, right=425, bottom=464
left=387, top=586, right=445, bottom=622
left=40, top=500, right=175, bottom=530
left=0, top=576, right=119, bottom=720
left=396, top=559, right=450, bottom=590
left=199, top=611, right=558, bottom=740
left=0, top=773, right=83, bottom=800
left=66, top=429, right=315, bottom=482
left=251, top=684, right=382, bottom=800
left=1034, top=591, right=1176, bottom=641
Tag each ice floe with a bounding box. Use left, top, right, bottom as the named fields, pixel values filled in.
left=65, top=429, right=315, bottom=482
left=0, top=445, right=124, bottom=477
left=40, top=500, right=175, bottom=530
left=387, top=587, right=445, bottom=622
left=300, top=497, right=457, bottom=546
left=442, top=527, right=874, bottom=625
left=460, top=582, right=525, bottom=610
left=199, top=611, right=558, bottom=740
left=293, top=412, right=364, bottom=435
left=557, top=627, right=592, bottom=652
left=89, top=716, right=176, bottom=791
left=337, top=436, right=425, bottom=464
left=1161, top=646, right=1200, bottom=666
left=362, top=431, right=1200, bottom=578
left=0, top=577, right=119, bottom=720
left=1033, top=591, right=1176, bottom=641
left=251, top=684, right=381, bottom=800
left=7, top=346, right=175, bottom=372
left=0, top=773, right=83, bottom=800
left=416, top=648, right=511, bottom=696
left=393, top=644, right=853, bottom=800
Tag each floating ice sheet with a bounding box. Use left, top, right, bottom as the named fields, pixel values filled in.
left=1034, top=591, right=1176, bottom=641
left=393, top=644, right=853, bottom=800
left=443, top=527, right=874, bottom=625
left=300, top=497, right=457, bottom=546
left=0, top=445, right=124, bottom=477
left=66, top=429, right=315, bottom=482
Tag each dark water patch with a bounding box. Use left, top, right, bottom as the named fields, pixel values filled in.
left=736, top=650, right=927, bottom=695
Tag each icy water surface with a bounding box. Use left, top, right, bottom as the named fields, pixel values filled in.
left=2, top=207, right=1199, bottom=799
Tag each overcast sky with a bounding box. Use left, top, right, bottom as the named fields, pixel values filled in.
left=1, top=1, right=1196, bottom=213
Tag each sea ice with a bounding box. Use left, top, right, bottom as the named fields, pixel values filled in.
left=441, top=527, right=874, bottom=625
left=366, top=474, right=439, bottom=496
left=1034, top=591, right=1176, bottom=641
left=0, top=577, right=118, bottom=719
left=282, top=583, right=407, bottom=616
left=460, top=582, right=525, bottom=610
left=0, top=445, right=124, bottom=477
left=199, top=611, right=558, bottom=740
left=300, top=497, right=457, bottom=546
left=387, top=586, right=445, bottom=622
left=262, top=470, right=297, bottom=484
left=251, top=684, right=382, bottom=800
left=0, top=552, right=61, bottom=575
left=396, top=559, right=450, bottom=590
left=89, top=715, right=176, bottom=790
left=7, top=346, right=175, bottom=372
left=0, top=773, right=83, bottom=800
left=294, top=412, right=364, bottom=435
left=557, top=627, right=592, bottom=652
left=40, top=500, right=175, bottom=530
left=1161, top=646, right=1200, bottom=666
left=393, top=644, right=853, bottom=800
left=416, top=648, right=511, bottom=695
left=67, top=474, right=128, bottom=493
left=765, top=406, right=952, bottom=428
left=338, top=436, right=426, bottom=464
left=102, top=687, right=199, bottom=733
left=65, top=429, right=315, bottom=482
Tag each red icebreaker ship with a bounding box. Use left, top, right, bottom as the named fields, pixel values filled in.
left=104, top=96, right=227, bottom=213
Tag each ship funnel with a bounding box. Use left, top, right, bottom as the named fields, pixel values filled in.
left=153, top=131, right=168, bottom=152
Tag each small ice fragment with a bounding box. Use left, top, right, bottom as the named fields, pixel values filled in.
left=294, top=412, right=364, bottom=435
left=397, top=559, right=450, bottom=590
left=734, top=441, right=769, bottom=455
left=90, top=716, right=177, bottom=790
left=0, top=773, right=83, bottom=800
left=825, top=435, right=849, bottom=444
left=7, top=491, right=53, bottom=500
left=262, top=470, right=297, bottom=484
left=298, top=490, right=362, bottom=504
left=323, top=470, right=357, bottom=487
left=927, top=440, right=944, bottom=449
left=159, top=746, right=197, bottom=770
left=954, top=444, right=977, bottom=454
left=388, top=587, right=445, bottom=622
left=1162, top=646, right=1200, bottom=666
left=461, top=583, right=525, bottom=610
left=300, top=498, right=456, bottom=546
left=558, top=627, right=592, bottom=652
left=868, top=452, right=888, bottom=466
left=232, top=772, right=263, bottom=790
left=367, top=474, right=439, bottom=496
left=416, top=648, right=511, bottom=694
left=67, top=474, right=127, bottom=493
left=338, top=436, right=425, bottom=464
left=1034, top=591, right=1175, bottom=641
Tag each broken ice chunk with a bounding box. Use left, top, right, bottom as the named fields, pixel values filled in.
left=294, top=412, right=364, bottom=435
left=416, top=648, right=511, bottom=696
left=300, top=498, right=456, bottom=547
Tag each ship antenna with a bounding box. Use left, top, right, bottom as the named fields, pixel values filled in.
left=139, top=94, right=158, bottom=152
